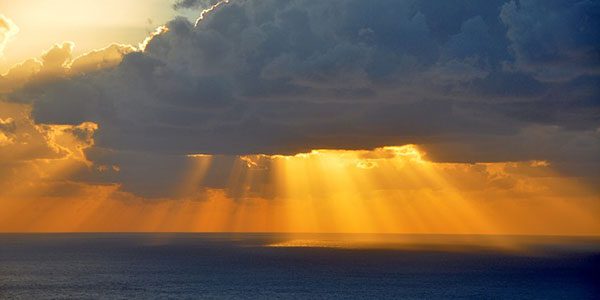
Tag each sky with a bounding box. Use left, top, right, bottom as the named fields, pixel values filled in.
left=0, top=0, right=598, bottom=234
left=0, top=0, right=182, bottom=73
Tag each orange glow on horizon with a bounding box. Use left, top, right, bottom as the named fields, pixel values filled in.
left=1, top=145, right=598, bottom=235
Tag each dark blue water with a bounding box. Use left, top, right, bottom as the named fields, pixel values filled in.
left=0, top=234, right=598, bottom=299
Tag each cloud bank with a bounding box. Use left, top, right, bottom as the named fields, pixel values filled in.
left=2, top=0, right=599, bottom=197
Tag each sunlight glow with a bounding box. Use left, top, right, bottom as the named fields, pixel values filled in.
left=2, top=144, right=597, bottom=236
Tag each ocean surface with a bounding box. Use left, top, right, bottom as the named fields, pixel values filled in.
left=0, top=233, right=598, bottom=299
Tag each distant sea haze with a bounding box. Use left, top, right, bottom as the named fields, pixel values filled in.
left=0, top=233, right=598, bottom=299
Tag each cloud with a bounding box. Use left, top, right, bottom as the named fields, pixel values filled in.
left=0, top=117, right=15, bottom=146
left=173, top=0, right=221, bottom=10
left=500, top=0, right=600, bottom=80
left=0, top=101, right=97, bottom=162
left=0, top=42, right=135, bottom=93
left=0, top=15, right=19, bottom=56
left=2, top=0, right=599, bottom=197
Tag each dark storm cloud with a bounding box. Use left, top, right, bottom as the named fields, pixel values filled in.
left=6, top=0, right=600, bottom=196
left=500, top=0, right=600, bottom=80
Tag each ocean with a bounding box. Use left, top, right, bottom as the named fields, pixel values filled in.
left=0, top=233, right=598, bottom=299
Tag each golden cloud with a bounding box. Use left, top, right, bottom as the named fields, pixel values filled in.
left=0, top=15, right=18, bottom=56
